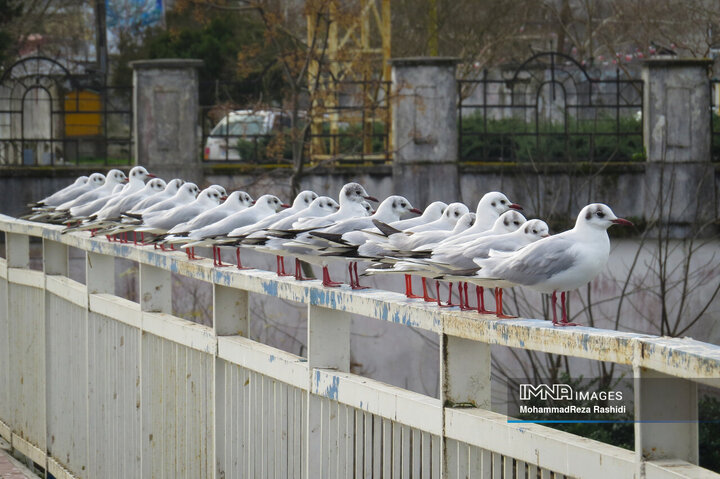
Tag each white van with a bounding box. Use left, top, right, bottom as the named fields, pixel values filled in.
left=203, top=109, right=293, bottom=161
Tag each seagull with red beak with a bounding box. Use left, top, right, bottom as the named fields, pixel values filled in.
left=469, top=203, right=633, bottom=326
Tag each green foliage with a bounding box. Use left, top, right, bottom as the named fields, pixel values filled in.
left=699, top=396, right=720, bottom=472
left=0, top=0, right=23, bottom=68
left=460, top=114, right=644, bottom=162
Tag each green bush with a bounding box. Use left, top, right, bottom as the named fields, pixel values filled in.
left=460, top=114, right=643, bottom=162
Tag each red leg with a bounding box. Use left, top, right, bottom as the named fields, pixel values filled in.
left=494, top=288, right=517, bottom=319
left=422, top=278, right=435, bottom=302
left=557, top=291, right=579, bottom=326
left=278, top=257, right=292, bottom=276
left=551, top=291, right=558, bottom=325
left=405, top=274, right=422, bottom=299
left=351, top=262, right=369, bottom=290
left=141, top=232, right=145, bottom=244
left=322, top=266, right=342, bottom=287
left=436, top=282, right=453, bottom=308
left=233, top=247, right=249, bottom=269
left=459, top=283, right=473, bottom=311
left=476, top=286, right=494, bottom=314
left=348, top=263, right=355, bottom=288
left=294, top=259, right=311, bottom=281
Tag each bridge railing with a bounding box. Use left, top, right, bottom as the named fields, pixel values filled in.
left=0, top=214, right=719, bottom=479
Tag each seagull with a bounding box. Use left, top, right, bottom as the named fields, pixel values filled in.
left=162, top=191, right=255, bottom=242
left=436, top=191, right=522, bottom=247
left=133, top=182, right=200, bottom=217
left=403, top=202, right=470, bottom=233
left=55, top=169, right=127, bottom=212
left=426, top=209, right=527, bottom=255
left=181, top=194, right=289, bottom=267
left=287, top=195, right=421, bottom=288
left=420, top=218, right=549, bottom=313
left=293, top=182, right=378, bottom=230
left=130, top=178, right=185, bottom=212
left=362, top=212, right=476, bottom=300
left=23, top=173, right=107, bottom=221
left=467, top=204, right=632, bottom=325
left=135, top=188, right=225, bottom=257
left=390, top=201, right=447, bottom=230
left=68, top=165, right=154, bottom=220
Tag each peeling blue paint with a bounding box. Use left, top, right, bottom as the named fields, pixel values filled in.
left=170, top=261, right=178, bottom=274
left=324, top=375, right=340, bottom=400
left=581, top=335, right=589, bottom=351
left=269, top=355, right=275, bottom=363
left=213, top=270, right=232, bottom=286
left=262, top=280, right=278, bottom=297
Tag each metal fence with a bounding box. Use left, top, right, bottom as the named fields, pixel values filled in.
left=0, top=56, right=133, bottom=167
left=458, top=52, right=644, bottom=164
left=1, top=214, right=719, bottom=478
left=199, top=80, right=391, bottom=166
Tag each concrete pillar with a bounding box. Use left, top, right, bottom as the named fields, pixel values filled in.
left=131, top=59, right=203, bottom=184
left=390, top=57, right=460, bottom=207
left=642, top=59, right=715, bottom=237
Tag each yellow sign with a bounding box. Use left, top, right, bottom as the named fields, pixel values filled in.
left=65, top=90, right=101, bottom=136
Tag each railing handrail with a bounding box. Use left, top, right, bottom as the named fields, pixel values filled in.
left=2, top=213, right=719, bottom=384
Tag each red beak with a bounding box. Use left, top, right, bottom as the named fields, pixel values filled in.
left=410, top=208, right=423, bottom=214
left=123, top=178, right=129, bottom=183
left=363, top=195, right=379, bottom=202
left=281, top=203, right=291, bottom=208
left=509, top=203, right=523, bottom=210
left=146, top=173, right=156, bottom=178
left=251, top=200, right=256, bottom=205
left=611, top=218, right=633, bottom=226
left=220, top=195, right=228, bottom=201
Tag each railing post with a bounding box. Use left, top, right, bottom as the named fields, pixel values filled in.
left=213, top=285, right=249, bottom=336
left=440, top=334, right=491, bottom=477
left=6, top=233, right=29, bottom=269
left=86, top=253, right=114, bottom=294
left=212, top=284, right=249, bottom=479
left=139, top=264, right=171, bottom=313
left=42, top=239, right=68, bottom=276
left=306, top=304, right=351, bottom=478
left=634, top=366, right=698, bottom=475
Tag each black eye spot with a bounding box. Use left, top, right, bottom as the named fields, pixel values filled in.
left=524, top=225, right=529, bottom=233
left=596, top=211, right=605, bottom=218
left=454, top=211, right=459, bottom=216
left=533, top=229, right=537, bottom=234
left=400, top=202, right=406, bottom=208
left=501, top=200, right=506, bottom=204
left=491, top=202, right=496, bottom=207
left=514, top=221, right=519, bottom=226
left=392, top=201, right=397, bottom=208
left=504, top=220, right=509, bottom=226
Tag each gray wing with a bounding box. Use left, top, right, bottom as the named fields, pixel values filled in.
left=484, top=237, right=578, bottom=286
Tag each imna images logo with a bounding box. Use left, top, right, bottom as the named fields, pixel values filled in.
left=518, top=383, right=623, bottom=402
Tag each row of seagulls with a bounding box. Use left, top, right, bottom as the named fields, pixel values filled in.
left=22, top=169, right=632, bottom=327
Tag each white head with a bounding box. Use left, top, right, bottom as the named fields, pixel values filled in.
left=105, top=169, right=127, bottom=186
left=176, top=182, right=200, bottom=199
left=452, top=212, right=476, bottom=233
left=254, top=194, right=287, bottom=213
left=375, top=195, right=420, bottom=220
left=477, top=191, right=522, bottom=218
left=144, top=178, right=166, bottom=192
left=74, top=176, right=88, bottom=185
left=442, top=203, right=471, bottom=225
left=575, top=204, right=633, bottom=231
left=360, top=201, right=374, bottom=215
left=164, top=179, right=185, bottom=194
left=197, top=187, right=224, bottom=205
left=307, top=196, right=340, bottom=215
left=87, top=173, right=106, bottom=186
left=224, top=191, right=254, bottom=209
left=492, top=210, right=527, bottom=233
left=209, top=184, right=227, bottom=197
left=519, top=219, right=550, bottom=239
left=339, top=182, right=377, bottom=206
left=421, top=201, right=447, bottom=221
left=128, top=166, right=153, bottom=183
left=292, top=190, right=319, bottom=209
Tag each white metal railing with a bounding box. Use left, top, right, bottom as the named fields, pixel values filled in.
left=0, top=213, right=719, bottom=479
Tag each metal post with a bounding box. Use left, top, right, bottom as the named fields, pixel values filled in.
left=634, top=366, right=698, bottom=473
left=306, top=304, right=351, bottom=478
